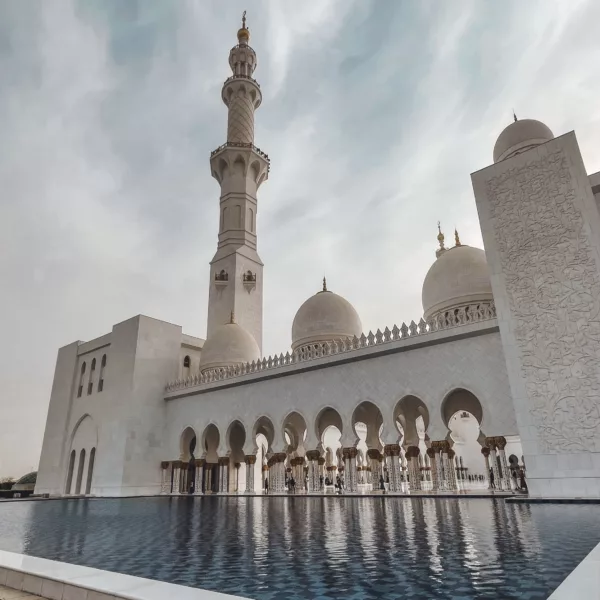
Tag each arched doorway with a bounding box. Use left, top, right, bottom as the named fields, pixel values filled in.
left=226, top=420, right=246, bottom=493
left=252, top=416, right=275, bottom=493
left=180, top=427, right=197, bottom=494
left=201, top=424, right=220, bottom=493
left=441, top=389, right=486, bottom=488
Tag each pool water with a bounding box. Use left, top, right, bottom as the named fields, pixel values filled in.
left=0, top=497, right=598, bottom=600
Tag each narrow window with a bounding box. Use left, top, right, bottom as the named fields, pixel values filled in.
left=88, top=358, right=96, bottom=395
left=235, top=205, right=242, bottom=228
left=75, top=449, right=86, bottom=495
left=85, top=448, right=96, bottom=495
left=65, top=450, right=76, bottom=494
left=98, top=355, right=106, bottom=392
left=183, top=356, right=191, bottom=368
left=77, top=362, right=86, bottom=398
left=248, top=208, right=254, bottom=232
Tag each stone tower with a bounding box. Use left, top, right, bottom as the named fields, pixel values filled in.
left=207, top=13, right=269, bottom=352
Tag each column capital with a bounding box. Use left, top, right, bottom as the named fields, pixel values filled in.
left=384, top=444, right=401, bottom=457
left=495, top=436, right=507, bottom=449
left=367, top=449, right=383, bottom=461
left=172, top=460, right=183, bottom=468
left=306, top=450, right=320, bottom=461
left=481, top=446, right=490, bottom=457
left=426, top=447, right=436, bottom=459
left=405, top=446, right=420, bottom=459
left=447, top=449, right=456, bottom=460
left=218, top=457, right=230, bottom=466
left=245, top=455, right=257, bottom=465
left=317, top=457, right=325, bottom=465
left=160, top=461, right=170, bottom=469
left=195, top=458, right=206, bottom=467
left=342, top=447, right=358, bottom=459
left=431, top=440, right=450, bottom=453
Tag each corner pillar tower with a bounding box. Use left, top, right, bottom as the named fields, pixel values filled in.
left=208, top=13, right=269, bottom=352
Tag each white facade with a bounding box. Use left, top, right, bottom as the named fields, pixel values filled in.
left=35, top=20, right=600, bottom=499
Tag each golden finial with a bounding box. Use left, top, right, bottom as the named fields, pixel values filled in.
left=237, top=10, right=249, bottom=42
left=454, top=228, right=461, bottom=247
left=230, top=310, right=236, bottom=324
left=513, top=110, right=518, bottom=122
left=437, top=221, right=445, bottom=250
left=322, top=276, right=328, bottom=292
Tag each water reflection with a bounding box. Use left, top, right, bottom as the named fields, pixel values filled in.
left=0, top=498, right=595, bottom=600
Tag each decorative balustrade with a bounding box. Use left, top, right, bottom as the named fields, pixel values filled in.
left=223, top=74, right=260, bottom=88
left=165, top=301, right=496, bottom=393
left=210, top=142, right=270, bottom=163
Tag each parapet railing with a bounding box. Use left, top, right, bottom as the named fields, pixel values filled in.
left=165, top=302, right=496, bottom=393
left=210, top=141, right=270, bottom=165
left=223, top=74, right=260, bottom=88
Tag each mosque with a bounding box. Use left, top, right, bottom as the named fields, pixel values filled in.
left=35, top=17, right=600, bottom=500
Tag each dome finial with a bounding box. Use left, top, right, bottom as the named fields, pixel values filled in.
left=454, top=228, right=461, bottom=247
left=436, top=221, right=446, bottom=257
left=513, top=109, right=518, bottom=122
left=242, top=10, right=246, bottom=29
left=230, top=310, right=236, bottom=324
left=322, top=276, right=327, bottom=292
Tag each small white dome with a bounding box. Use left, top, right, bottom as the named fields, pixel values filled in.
left=292, top=281, right=362, bottom=351
left=199, top=321, right=260, bottom=373
left=493, top=118, right=554, bottom=163
left=422, top=245, right=493, bottom=319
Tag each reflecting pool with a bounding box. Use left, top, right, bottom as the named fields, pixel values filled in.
left=0, top=497, right=598, bottom=599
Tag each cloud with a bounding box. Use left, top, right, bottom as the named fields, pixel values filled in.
left=0, top=0, right=599, bottom=477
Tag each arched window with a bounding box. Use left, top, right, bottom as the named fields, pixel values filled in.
left=183, top=356, right=191, bottom=368
left=77, top=362, right=86, bottom=398
left=88, top=358, right=96, bottom=395
left=98, top=354, right=106, bottom=392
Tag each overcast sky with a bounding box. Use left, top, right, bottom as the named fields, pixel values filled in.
left=1, top=0, right=599, bottom=478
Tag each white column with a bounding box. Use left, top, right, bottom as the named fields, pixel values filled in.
left=497, top=439, right=512, bottom=491
left=160, top=462, right=171, bottom=494
left=343, top=448, right=358, bottom=492
left=245, top=455, right=256, bottom=493
left=488, top=442, right=503, bottom=491
left=385, top=445, right=402, bottom=492
left=172, top=462, right=181, bottom=494
left=194, top=460, right=204, bottom=495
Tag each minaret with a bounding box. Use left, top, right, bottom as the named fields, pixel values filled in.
left=207, top=13, right=269, bottom=352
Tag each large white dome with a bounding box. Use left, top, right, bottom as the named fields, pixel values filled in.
left=422, top=245, right=493, bottom=319
left=199, top=320, right=260, bottom=373
left=493, top=118, right=554, bottom=163
left=292, top=281, right=362, bottom=351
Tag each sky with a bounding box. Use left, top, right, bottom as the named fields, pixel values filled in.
left=1, top=0, right=599, bottom=478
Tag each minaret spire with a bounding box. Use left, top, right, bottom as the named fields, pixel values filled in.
left=207, top=15, right=269, bottom=353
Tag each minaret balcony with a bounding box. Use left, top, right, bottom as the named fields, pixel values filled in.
left=210, top=142, right=270, bottom=184
left=223, top=74, right=260, bottom=89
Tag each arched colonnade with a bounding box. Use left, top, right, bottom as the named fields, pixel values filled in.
left=160, top=389, right=525, bottom=495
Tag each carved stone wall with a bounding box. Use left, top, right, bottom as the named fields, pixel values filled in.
left=472, top=132, right=600, bottom=499
left=482, top=144, right=600, bottom=454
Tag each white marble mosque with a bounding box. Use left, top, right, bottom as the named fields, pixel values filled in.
left=35, top=16, right=600, bottom=500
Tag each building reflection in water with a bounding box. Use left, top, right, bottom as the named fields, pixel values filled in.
left=8, top=497, right=600, bottom=600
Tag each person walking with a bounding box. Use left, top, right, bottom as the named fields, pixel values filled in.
left=319, top=474, right=324, bottom=490
left=489, top=468, right=496, bottom=490
left=264, top=476, right=269, bottom=495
